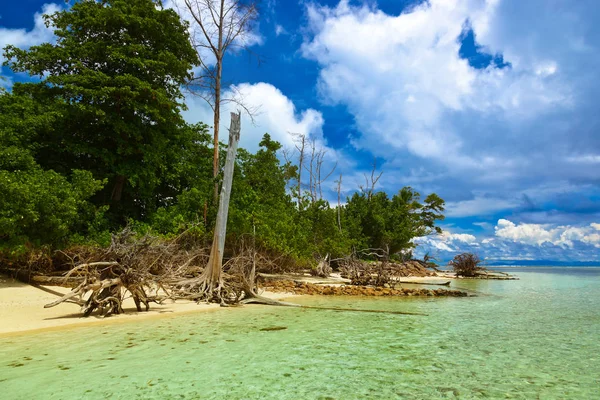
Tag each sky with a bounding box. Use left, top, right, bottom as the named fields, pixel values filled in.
left=2, top=0, right=600, bottom=264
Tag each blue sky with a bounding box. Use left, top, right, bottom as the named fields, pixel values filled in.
left=2, top=0, right=600, bottom=263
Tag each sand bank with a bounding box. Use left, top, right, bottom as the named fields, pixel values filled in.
left=0, top=274, right=294, bottom=337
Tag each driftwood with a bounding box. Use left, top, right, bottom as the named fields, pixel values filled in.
left=0, top=267, right=83, bottom=287
left=340, top=257, right=437, bottom=287
left=20, top=228, right=206, bottom=317
left=310, top=254, right=332, bottom=278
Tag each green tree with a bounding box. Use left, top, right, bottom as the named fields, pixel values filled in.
left=344, top=187, right=445, bottom=258
left=229, top=134, right=303, bottom=258
left=0, top=90, right=104, bottom=248
left=3, top=0, right=199, bottom=224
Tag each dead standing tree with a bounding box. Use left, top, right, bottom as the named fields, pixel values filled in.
left=196, top=112, right=241, bottom=302
left=359, top=158, right=383, bottom=201
left=289, top=134, right=337, bottom=206
left=335, top=173, right=343, bottom=232
left=292, top=132, right=306, bottom=207
left=178, top=0, right=258, bottom=200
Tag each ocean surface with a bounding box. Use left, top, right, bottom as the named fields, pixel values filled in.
left=1, top=267, right=599, bottom=399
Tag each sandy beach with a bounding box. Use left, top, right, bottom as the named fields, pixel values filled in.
left=0, top=274, right=294, bottom=336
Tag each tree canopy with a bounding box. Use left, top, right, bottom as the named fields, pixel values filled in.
left=3, top=0, right=199, bottom=224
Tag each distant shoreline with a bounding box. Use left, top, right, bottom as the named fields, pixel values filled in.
left=490, top=265, right=600, bottom=268
left=485, top=262, right=600, bottom=267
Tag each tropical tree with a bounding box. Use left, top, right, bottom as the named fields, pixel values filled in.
left=3, top=0, right=199, bottom=224
left=344, top=187, right=445, bottom=258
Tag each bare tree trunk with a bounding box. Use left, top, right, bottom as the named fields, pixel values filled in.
left=316, top=149, right=336, bottom=201
left=309, top=139, right=316, bottom=202
left=111, top=175, right=126, bottom=202
left=202, top=112, right=241, bottom=294
left=212, top=0, right=225, bottom=201
left=213, top=84, right=220, bottom=201
left=296, top=134, right=305, bottom=208
left=360, top=158, right=383, bottom=201
left=337, top=173, right=342, bottom=232
left=179, top=0, right=257, bottom=201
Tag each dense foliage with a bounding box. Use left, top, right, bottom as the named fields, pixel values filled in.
left=3, top=0, right=199, bottom=225
left=0, top=0, right=445, bottom=267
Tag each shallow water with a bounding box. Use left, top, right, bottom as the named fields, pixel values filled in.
left=1, top=267, right=599, bottom=399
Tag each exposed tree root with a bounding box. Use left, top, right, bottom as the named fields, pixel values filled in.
left=3, top=229, right=456, bottom=318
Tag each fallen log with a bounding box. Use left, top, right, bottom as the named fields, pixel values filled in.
left=0, top=267, right=83, bottom=287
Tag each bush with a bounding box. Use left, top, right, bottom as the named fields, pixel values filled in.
left=449, top=253, right=483, bottom=277
left=0, top=167, right=104, bottom=248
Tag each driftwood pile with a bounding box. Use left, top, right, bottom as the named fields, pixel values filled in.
left=1, top=229, right=270, bottom=317
left=340, top=259, right=436, bottom=286
left=1, top=231, right=469, bottom=318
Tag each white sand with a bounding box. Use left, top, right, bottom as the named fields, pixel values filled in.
left=0, top=274, right=295, bottom=336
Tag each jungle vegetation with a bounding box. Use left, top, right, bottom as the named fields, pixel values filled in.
left=0, top=0, right=445, bottom=273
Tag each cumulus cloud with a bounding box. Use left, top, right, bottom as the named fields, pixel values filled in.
left=495, top=219, right=600, bottom=248
left=414, top=230, right=478, bottom=254
left=494, top=219, right=557, bottom=246
left=300, top=0, right=600, bottom=221
left=301, top=0, right=568, bottom=164
left=182, top=82, right=326, bottom=152
left=415, top=219, right=600, bottom=263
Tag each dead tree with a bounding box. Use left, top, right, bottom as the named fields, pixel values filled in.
left=359, top=158, right=383, bottom=201
left=316, top=148, right=337, bottom=200
left=177, top=0, right=258, bottom=199
left=310, top=254, right=332, bottom=278
left=292, top=132, right=306, bottom=207
left=40, top=229, right=203, bottom=317
left=335, top=173, right=343, bottom=232
left=198, top=112, right=241, bottom=301
left=302, top=137, right=336, bottom=203
left=308, top=137, right=316, bottom=201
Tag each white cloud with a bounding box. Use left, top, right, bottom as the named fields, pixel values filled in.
left=0, top=3, right=61, bottom=84
left=183, top=82, right=326, bottom=153
left=414, top=229, right=477, bottom=253
left=495, top=218, right=556, bottom=246
left=566, top=155, right=600, bottom=164
left=494, top=219, right=600, bottom=248
left=300, top=0, right=569, bottom=169
left=414, top=219, right=600, bottom=262
left=535, top=61, right=558, bottom=77
left=441, top=231, right=477, bottom=243
left=275, top=24, right=287, bottom=36
left=298, top=0, right=600, bottom=226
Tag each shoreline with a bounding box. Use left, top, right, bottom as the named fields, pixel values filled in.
left=0, top=269, right=513, bottom=337
left=0, top=274, right=296, bottom=337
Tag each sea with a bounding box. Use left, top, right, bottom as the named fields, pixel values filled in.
left=0, top=267, right=599, bottom=399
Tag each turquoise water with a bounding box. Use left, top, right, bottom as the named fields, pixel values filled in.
left=1, top=267, right=599, bottom=399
